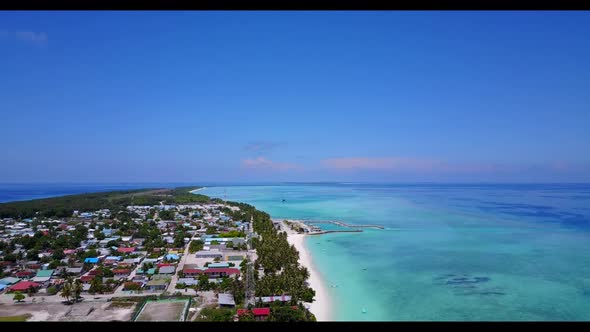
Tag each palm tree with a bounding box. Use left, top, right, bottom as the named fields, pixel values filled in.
left=89, top=277, right=102, bottom=294
left=60, top=281, right=72, bottom=304
left=73, top=280, right=83, bottom=302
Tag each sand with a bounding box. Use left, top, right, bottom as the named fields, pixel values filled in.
left=287, top=232, right=332, bottom=321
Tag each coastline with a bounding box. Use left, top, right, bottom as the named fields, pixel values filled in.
left=189, top=187, right=206, bottom=193
left=286, top=231, right=332, bottom=321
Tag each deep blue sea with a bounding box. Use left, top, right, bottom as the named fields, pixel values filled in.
left=2, top=183, right=590, bottom=321
left=201, top=184, right=590, bottom=321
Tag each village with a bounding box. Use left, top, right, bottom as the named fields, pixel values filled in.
left=0, top=193, right=315, bottom=322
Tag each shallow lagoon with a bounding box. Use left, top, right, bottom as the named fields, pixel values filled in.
left=204, top=184, right=590, bottom=321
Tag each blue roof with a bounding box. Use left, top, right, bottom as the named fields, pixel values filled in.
left=165, top=254, right=179, bottom=260
left=0, top=284, right=6, bottom=291
left=84, top=257, right=99, bottom=263
left=105, top=256, right=121, bottom=261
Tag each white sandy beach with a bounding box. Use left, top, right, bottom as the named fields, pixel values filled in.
left=286, top=231, right=332, bottom=321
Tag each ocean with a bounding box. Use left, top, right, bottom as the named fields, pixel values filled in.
left=200, top=184, right=590, bottom=321
left=2, top=183, right=590, bottom=320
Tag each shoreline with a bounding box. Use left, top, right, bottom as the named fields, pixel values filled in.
left=189, top=187, right=206, bottom=193
left=286, top=230, right=333, bottom=321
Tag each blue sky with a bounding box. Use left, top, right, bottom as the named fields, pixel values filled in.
left=1, top=11, right=589, bottom=183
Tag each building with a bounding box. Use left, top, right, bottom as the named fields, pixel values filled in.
left=195, top=250, right=223, bottom=259
left=145, top=279, right=168, bottom=291
left=237, top=308, right=271, bottom=321
left=0, top=277, right=20, bottom=285
left=204, top=268, right=240, bottom=278
left=158, top=266, right=176, bottom=274
left=84, top=257, right=99, bottom=264
left=8, top=281, right=41, bottom=293
left=177, top=278, right=199, bottom=286
left=32, top=269, right=54, bottom=283
left=256, top=295, right=292, bottom=304
left=218, top=293, right=236, bottom=307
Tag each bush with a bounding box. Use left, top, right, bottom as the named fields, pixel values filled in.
left=46, top=286, right=58, bottom=295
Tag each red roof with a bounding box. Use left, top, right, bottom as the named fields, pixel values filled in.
left=117, top=247, right=135, bottom=253
left=0, top=261, right=15, bottom=266
left=237, top=309, right=249, bottom=316
left=112, top=269, right=131, bottom=274
left=205, top=268, right=240, bottom=275
left=63, top=249, right=77, bottom=255
left=183, top=268, right=204, bottom=274
left=157, top=263, right=175, bottom=268
left=252, top=308, right=270, bottom=316
left=9, top=281, right=41, bottom=291
left=16, top=271, right=35, bottom=277
left=80, top=275, right=95, bottom=282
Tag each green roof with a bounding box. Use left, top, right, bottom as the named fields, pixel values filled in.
left=35, top=269, right=54, bottom=278
left=147, top=268, right=156, bottom=275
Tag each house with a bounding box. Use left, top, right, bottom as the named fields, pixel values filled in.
left=122, top=258, right=142, bottom=265
left=8, top=281, right=41, bottom=293
left=32, top=269, right=54, bottom=283
left=237, top=308, right=271, bottom=321
left=218, top=293, right=236, bottom=307
left=15, top=271, right=35, bottom=279
left=0, top=284, right=6, bottom=292
left=158, top=266, right=176, bottom=274
left=117, top=247, right=135, bottom=254
left=0, top=277, right=21, bottom=285
left=165, top=254, right=179, bottom=261
left=79, top=275, right=95, bottom=283
left=84, top=257, right=99, bottom=264
left=207, top=262, right=230, bottom=268
left=204, top=268, right=240, bottom=278
left=177, top=278, right=198, bottom=286
left=145, top=279, right=168, bottom=291
left=65, top=267, right=84, bottom=275
left=112, top=269, right=132, bottom=277
left=63, top=249, right=77, bottom=255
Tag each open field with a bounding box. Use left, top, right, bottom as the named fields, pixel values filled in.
left=135, top=300, right=189, bottom=321
left=0, top=302, right=136, bottom=321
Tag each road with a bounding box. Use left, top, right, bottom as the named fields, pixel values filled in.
left=165, top=234, right=196, bottom=293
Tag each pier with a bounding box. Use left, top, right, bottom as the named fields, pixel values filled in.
left=306, top=229, right=363, bottom=235
left=274, top=218, right=384, bottom=235
left=304, top=220, right=385, bottom=230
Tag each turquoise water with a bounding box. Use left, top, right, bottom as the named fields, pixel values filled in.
left=201, top=184, right=590, bottom=321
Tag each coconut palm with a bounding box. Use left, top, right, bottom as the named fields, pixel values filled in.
left=73, top=280, right=83, bottom=302
left=89, top=277, right=102, bottom=294
left=60, top=281, right=72, bottom=304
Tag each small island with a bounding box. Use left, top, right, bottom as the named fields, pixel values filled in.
left=0, top=187, right=316, bottom=322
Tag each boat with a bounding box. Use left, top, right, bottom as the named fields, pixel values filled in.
left=361, top=308, right=367, bottom=314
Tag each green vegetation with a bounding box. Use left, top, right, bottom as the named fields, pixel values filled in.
left=13, top=291, right=25, bottom=303
left=0, top=314, right=31, bottom=322
left=268, top=305, right=316, bottom=322
left=218, top=230, right=246, bottom=238
left=224, top=201, right=316, bottom=304
left=0, top=187, right=202, bottom=219
left=195, top=306, right=235, bottom=322
left=188, top=240, right=204, bottom=254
